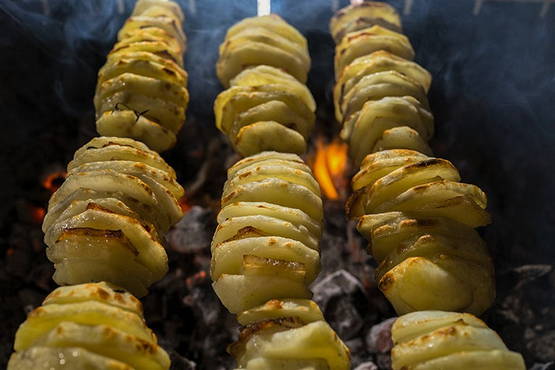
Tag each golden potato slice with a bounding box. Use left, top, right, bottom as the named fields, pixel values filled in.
left=357, top=212, right=483, bottom=261
left=372, top=126, right=433, bottom=158
left=223, top=27, right=309, bottom=68
left=226, top=15, right=307, bottom=50
left=392, top=324, right=507, bottom=368
left=33, top=322, right=170, bottom=370
left=363, top=158, right=461, bottom=211
left=213, top=274, right=312, bottom=314
left=7, top=346, right=133, bottom=370
left=233, top=100, right=312, bottom=140
left=69, top=160, right=183, bottom=199
left=237, top=357, right=328, bottom=369
left=70, top=138, right=175, bottom=176
left=98, top=53, right=186, bottom=87
left=411, top=350, right=526, bottom=370
left=235, top=321, right=351, bottom=370
left=231, top=65, right=315, bottom=111
left=361, top=148, right=427, bottom=168
left=95, top=72, right=188, bottom=108
left=237, top=299, right=324, bottom=326
left=336, top=50, right=432, bottom=99
left=218, top=202, right=321, bottom=238
left=132, top=0, right=184, bottom=23
left=392, top=311, right=488, bottom=344
left=374, top=180, right=490, bottom=227
left=215, top=85, right=314, bottom=136
left=47, top=229, right=154, bottom=297
left=335, top=26, right=414, bottom=78
left=235, top=121, right=307, bottom=156
left=348, top=98, right=433, bottom=165
left=117, top=25, right=183, bottom=53
left=48, top=170, right=157, bottom=210
left=217, top=41, right=308, bottom=87
left=211, top=215, right=319, bottom=251
left=96, top=110, right=177, bottom=152
left=43, top=281, right=142, bottom=315
left=228, top=151, right=309, bottom=177
left=211, top=236, right=320, bottom=282
left=338, top=71, right=429, bottom=123
left=14, top=301, right=154, bottom=351
left=110, top=39, right=183, bottom=65
left=226, top=163, right=320, bottom=196
left=118, top=16, right=185, bottom=46
left=96, top=90, right=185, bottom=133
left=242, top=255, right=307, bottom=283
left=330, top=1, right=402, bottom=42
left=221, top=178, right=323, bottom=222
left=44, top=208, right=168, bottom=280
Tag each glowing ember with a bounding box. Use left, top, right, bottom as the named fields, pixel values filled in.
left=311, top=138, right=349, bottom=200
left=30, top=206, right=46, bottom=224
left=186, top=270, right=207, bottom=289
left=179, top=194, right=193, bottom=213
left=42, top=170, right=67, bottom=193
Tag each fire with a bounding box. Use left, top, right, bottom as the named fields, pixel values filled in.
left=185, top=270, right=207, bottom=289
left=42, top=170, right=67, bottom=193
left=30, top=205, right=46, bottom=224
left=178, top=194, right=192, bottom=213
left=311, top=137, right=349, bottom=200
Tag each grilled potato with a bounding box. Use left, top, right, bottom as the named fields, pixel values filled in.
left=8, top=282, right=170, bottom=370
left=43, top=137, right=182, bottom=296
left=94, top=0, right=187, bottom=152
left=211, top=152, right=323, bottom=313
left=231, top=299, right=350, bottom=369
left=391, top=311, right=525, bottom=370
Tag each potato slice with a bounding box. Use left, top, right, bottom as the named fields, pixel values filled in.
left=221, top=178, right=323, bottom=222
left=218, top=202, right=321, bottom=238
left=217, top=41, right=308, bottom=87
left=7, top=346, right=133, bottom=370
left=69, top=161, right=183, bottom=199
left=234, top=121, right=307, bottom=156
left=109, top=39, right=183, bottom=65
left=226, top=163, right=320, bottom=197
left=70, top=139, right=175, bottom=176
left=44, top=208, right=168, bottom=280
left=237, top=357, right=329, bottom=370
left=231, top=65, right=315, bottom=111
left=242, top=255, right=307, bottom=282
left=228, top=151, right=308, bottom=177
left=118, top=16, right=185, bottom=46
left=116, top=27, right=183, bottom=56
left=392, top=311, right=488, bottom=344
left=14, top=301, right=154, bottom=351
left=226, top=15, right=306, bottom=48
left=211, top=236, right=320, bottom=282
left=33, top=322, right=170, bottom=370
left=95, top=72, right=188, bottom=108
left=335, top=26, right=414, bottom=78
left=237, top=299, right=324, bottom=326
left=236, top=321, right=350, bottom=370
left=96, top=110, right=177, bottom=152
left=96, top=90, right=184, bottom=132
left=211, top=215, right=318, bottom=251
left=330, top=1, right=402, bottom=42
left=412, top=350, right=526, bottom=370
left=361, top=148, right=427, bottom=168
left=392, top=324, right=507, bottom=368
left=371, top=126, right=433, bottom=158
left=339, top=71, right=429, bottom=123
left=43, top=281, right=142, bottom=315
left=374, top=180, right=490, bottom=227
left=336, top=50, right=432, bottom=99
left=132, top=0, right=184, bottom=22
left=213, top=274, right=312, bottom=314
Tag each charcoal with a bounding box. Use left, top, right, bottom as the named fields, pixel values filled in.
left=354, top=361, right=378, bottom=370
left=366, top=318, right=395, bottom=354
left=531, top=363, right=555, bottom=370
left=166, top=206, right=215, bottom=254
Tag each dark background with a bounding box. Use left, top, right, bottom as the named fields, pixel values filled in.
left=0, top=0, right=554, bottom=368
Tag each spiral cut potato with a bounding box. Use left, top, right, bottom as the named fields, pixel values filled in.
left=210, top=152, right=323, bottom=313
left=43, top=137, right=184, bottom=297
left=8, top=282, right=170, bottom=370
left=331, top=2, right=433, bottom=165
left=230, top=299, right=350, bottom=370
left=95, top=0, right=188, bottom=152
left=391, top=311, right=525, bottom=370
left=347, top=149, right=494, bottom=315
left=214, top=16, right=315, bottom=156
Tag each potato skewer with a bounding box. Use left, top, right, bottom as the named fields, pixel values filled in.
left=331, top=2, right=495, bottom=315
left=214, top=15, right=316, bottom=156
left=8, top=282, right=171, bottom=370
left=95, top=0, right=189, bottom=152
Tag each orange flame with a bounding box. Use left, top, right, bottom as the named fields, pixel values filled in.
left=178, top=194, right=193, bottom=213
left=185, top=270, right=207, bottom=289
left=42, top=171, right=67, bottom=193
left=311, top=138, right=349, bottom=200
left=30, top=206, right=46, bottom=224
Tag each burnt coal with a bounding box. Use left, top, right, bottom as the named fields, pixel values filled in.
left=365, top=318, right=395, bottom=354
left=531, top=363, right=555, bottom=370
left=166, top=206, right=216, bottom=254
left=354, top=362, right=378, bottom=370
